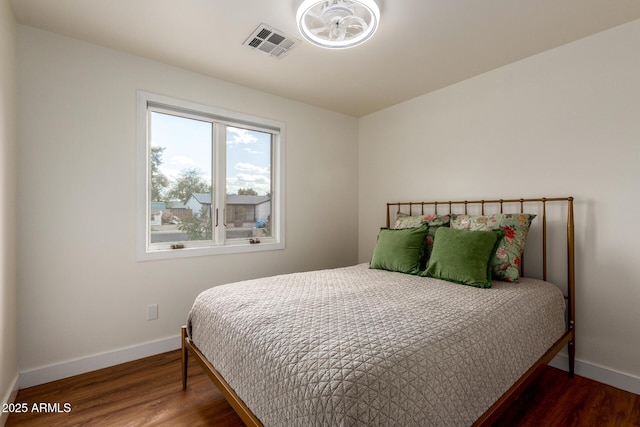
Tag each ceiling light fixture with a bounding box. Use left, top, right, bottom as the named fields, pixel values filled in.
left=296, top=0, right=380, bottom=49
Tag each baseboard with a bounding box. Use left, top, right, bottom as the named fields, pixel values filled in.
left=1, top=374, right=19, bottom=427
left=18, top=334, right=181, bottom=389
left=550, top=353, right=640, bottom=395
left=15, top=335, right=640, bottom=397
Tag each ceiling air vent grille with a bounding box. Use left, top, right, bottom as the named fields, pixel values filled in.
left=243, top=24, right=298, bottom=58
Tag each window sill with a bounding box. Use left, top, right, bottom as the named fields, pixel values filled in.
left=136, top=240, right=285, bottom=261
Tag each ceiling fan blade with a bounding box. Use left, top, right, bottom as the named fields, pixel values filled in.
left=310, top=27, right=329, bottom=35
left=340, top=15, right=367, bottom=29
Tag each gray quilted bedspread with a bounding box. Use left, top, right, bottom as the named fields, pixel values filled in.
left=187, top=263, right=566, bottom=426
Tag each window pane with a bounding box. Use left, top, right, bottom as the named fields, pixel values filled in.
left=149, top=111, right=212, bottom=244
left=225, top=126, right=272, bottom=240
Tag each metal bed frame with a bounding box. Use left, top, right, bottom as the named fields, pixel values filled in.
left=182, top=196, right=575, bottom=427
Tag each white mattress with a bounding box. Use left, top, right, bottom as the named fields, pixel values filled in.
left=188, top=263, right=566, bottom=426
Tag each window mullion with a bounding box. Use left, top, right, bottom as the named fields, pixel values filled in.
left=213, top=123, right=227, bottom=245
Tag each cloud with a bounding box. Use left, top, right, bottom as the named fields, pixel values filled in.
left=235, top=173, right=270, bottom=184
left=170, top=155, right=198, bottom=167
left=227, top=173, right=271, bottom=195
left=235, top=163, right=270, bottom=174
left=162, top=168, right=182, bottom=181
left=227, top=128, right=259, bottom=145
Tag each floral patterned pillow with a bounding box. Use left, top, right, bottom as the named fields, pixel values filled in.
left=394, top=212, right=451, bottom=269
left=450, top=213, right=536, bottom=282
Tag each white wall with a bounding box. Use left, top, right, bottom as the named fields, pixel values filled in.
left=16, top=26, right=359, bottom=381
left=359, top=19, right=640, bottom=389
left=0, top=0, right=18, bottom=419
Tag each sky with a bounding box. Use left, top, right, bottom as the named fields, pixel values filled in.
left=150, top=112, right=272, bottom=197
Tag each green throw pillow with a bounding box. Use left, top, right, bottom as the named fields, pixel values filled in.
left=394, top=212, right=451, bottom=270
left=451, top=213, right=536, bottom=282
left=422, top=227, right=504, bottom=288
left=370, top=224, right=428, bottom=275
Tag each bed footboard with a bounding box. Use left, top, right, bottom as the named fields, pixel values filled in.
left=181, top=325, right=263, bottom=427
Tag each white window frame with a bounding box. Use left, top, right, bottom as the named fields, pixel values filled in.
left=136, top=91, right=285, bottom=261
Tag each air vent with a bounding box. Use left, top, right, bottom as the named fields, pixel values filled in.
left=243, top=24, right=298, bottom=58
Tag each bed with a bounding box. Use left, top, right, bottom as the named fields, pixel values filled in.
left=182, top=197, right=575, bottom=426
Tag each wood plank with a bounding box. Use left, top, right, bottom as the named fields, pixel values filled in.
left=6, top=350, right=639, bottom=426
left=492, top=364, right=640, bottom=427
left=6, top=351, right=244, bottom=427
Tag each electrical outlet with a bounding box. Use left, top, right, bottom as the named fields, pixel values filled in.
left=147, top=304, right=158, bottom=321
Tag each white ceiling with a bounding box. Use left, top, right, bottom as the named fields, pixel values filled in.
left=10, top=0, right=640, bottom=117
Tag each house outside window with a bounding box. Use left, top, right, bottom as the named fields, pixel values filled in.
left=136, top=91, right=285, bottom=260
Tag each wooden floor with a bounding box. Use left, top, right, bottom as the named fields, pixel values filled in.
left=6, top=350, right=640, bottom=426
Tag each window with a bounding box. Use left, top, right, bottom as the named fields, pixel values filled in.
left=137, top=91, right=285, bottom=260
